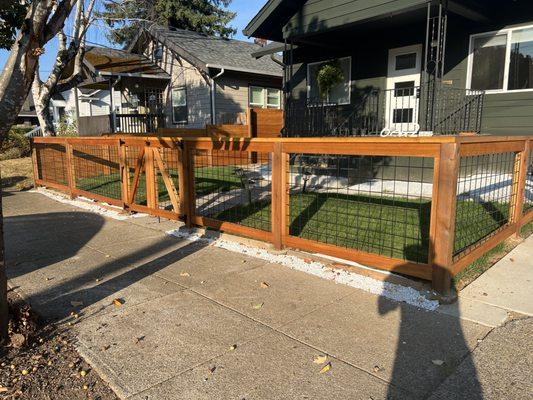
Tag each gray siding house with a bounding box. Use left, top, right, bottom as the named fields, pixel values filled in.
left=129, top=26, right=283, bottom=129
left=71, top=28, right=282, bottom=134
left=244, top=0, right=533, bottom=136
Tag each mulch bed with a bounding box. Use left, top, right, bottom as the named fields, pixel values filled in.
left=0, top=290, right=117, bottom=399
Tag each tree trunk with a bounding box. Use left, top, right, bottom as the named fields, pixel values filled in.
left=0, top=165, right=7, bottom=344
left=34, top=94, right=56, bottom=136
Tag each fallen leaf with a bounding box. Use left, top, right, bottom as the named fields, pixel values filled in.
left=313, top=355, right=327, bottom=364
left=304, top=258, right=312, bottom=264
left=373, top=365, right=382, bottom=373
left=252, top=302, right=264, bottom=310
left=10, top=334, right=25, bottom=348
left=432, top=359, right=445, bottom=366
left=135, top=336, right=145, bottom=344
left=260, top=282, right=270, bottom=288
left=229, top=344, right=237, bottom=350
left=21, top=370, right=29, bottom=376
left=80, top=370, right=88, bottom=377
left=509, top=258, right=515, bottom=262
left=0, top=387, right=8, bottom=393
left=319, top=362, right=332, bottom=374
left=180, top=272, right=191, bottom=277
left=112, top=298, right=124, bottom=307
left=208, top=366, right=216, bottom=374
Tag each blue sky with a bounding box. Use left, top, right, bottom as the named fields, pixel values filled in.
left=0, top=0, right=266, bottom=76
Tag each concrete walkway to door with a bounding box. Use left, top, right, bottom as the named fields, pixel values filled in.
left=3, top=190, right=532, bottom=399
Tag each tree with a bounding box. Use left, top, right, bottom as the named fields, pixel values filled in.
left=99, top=0, right=236, bottom=47
left=32, top=0, right=96, bottom=136
left=0, top=0, right=81, bottom=344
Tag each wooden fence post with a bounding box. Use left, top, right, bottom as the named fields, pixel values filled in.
left=65, top=140, right=76, bottom=199
left=118, top=139, right=129, bottom=209
left=430, top=142, right=460, bottom=296
left=271, top=142, right=283, bottom=249
left=510, top=140, right=530, bottom=235
left=144, top=143, right=157, bottom=210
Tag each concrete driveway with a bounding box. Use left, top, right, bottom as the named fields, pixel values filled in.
left=3, top=190, right=532, bottom=399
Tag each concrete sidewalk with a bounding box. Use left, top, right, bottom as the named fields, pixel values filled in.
left=3, top=190, right=532, bottom=399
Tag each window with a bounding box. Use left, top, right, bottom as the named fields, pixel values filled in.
left=307, top=57, right=351, bottom=104
left=468, top=24, right=533, bottom=92
left=249, top=86, right=281, bottom=109
left=395, top=53, right=417, bottom=70
left=267, top=88, right=280, bottom=108
left=171, top=87, right=187, bottom=124
left=153, top=46, right=163, bottom=61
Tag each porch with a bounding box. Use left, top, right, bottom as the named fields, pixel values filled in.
left=277, top=1, right=495, bottom=137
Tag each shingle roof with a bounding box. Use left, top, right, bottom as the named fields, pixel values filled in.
left=148, top=25, right=282, bottom=77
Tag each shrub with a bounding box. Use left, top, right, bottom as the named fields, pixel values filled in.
left=1, top=127, right=31, bottom=160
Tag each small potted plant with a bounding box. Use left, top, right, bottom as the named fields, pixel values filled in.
left=317, top=61, right=345, bottom=103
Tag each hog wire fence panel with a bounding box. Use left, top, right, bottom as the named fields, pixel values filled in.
left=193, top=149, right=272, bottom=232
left=525, top=150, right=533, bottom=214
left=454, top=152, right=516, bottom=258
left=34, top=142, right=68, bottom=186
left=72, top=143, right=121, bottom=200
left=287, top=154, right=434, bottom=264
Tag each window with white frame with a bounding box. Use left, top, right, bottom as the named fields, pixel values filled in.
left=307, top=57, right=351, bottom=104
left=171, top=86, right=187, bottom=124
left=249, top=86, right=281, bottom=108
left=468, top=24, right=533, bottom=92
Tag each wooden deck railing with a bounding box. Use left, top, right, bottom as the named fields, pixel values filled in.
left=31, top=135, right=532, bottom=295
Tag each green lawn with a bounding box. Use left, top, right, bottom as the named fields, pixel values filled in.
left=77, top=168, right=511, bottom=264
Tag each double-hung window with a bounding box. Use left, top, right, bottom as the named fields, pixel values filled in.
left=307, top=57, right=351, bottom=104
left=171, top=86, right=187, bottom=124
left=249, top=86, right=281, bottom=108
left=468, top=24, right=533, bottom=92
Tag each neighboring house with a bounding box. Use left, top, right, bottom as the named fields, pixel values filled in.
left=244, top=0, right=533, bottom=136
left=16, top=94, right=38, bottom=127
left=67, top=28, right=282, bottom=135
left=128, top=25, right=283, bottom=128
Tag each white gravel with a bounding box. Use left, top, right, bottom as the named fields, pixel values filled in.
left=31, top=188, right=147, bottom=221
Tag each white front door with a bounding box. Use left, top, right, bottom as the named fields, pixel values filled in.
left=385, top=44, right=423, bottom=133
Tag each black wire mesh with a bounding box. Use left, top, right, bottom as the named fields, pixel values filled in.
left=73, top=144, right=121, bottom=200
left=524, top=150, right=533, bottom=214
left=194, top=149, right=272, bottom=232
left=288, top=154, right=434, bottom=263
left=34, top=143, right=68, bottom=185
left=454, top=152, right=516, bottom=257
left=156, top=147, right=180, bottom=211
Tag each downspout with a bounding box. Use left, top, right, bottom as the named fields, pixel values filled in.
left=208, top=67, right=225, bottom=125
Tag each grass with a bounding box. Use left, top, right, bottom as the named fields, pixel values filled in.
left=0, top=157, right=34, bottom=191
left=75, top=167, right=519, bottom=264
left=75, top=165, right=241, bottom=206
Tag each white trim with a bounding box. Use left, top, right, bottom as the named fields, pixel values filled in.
left=306, top=56, right=352, bottom=105
left=249, top=86, right=282, bottom=109
left=171, top=86, right=188, bottom=124
left=466, top=22, right=533, bottom=93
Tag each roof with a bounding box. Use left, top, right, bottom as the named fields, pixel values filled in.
left=147, top=25, right=282, bottom=77
left=243, top=0, right=306, bottom=41
left=19, top=93, right=36, bottom=117
left=84, top=46, right=170, bottom=79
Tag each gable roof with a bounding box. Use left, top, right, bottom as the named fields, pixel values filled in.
left=147, top=25, right=282, bottom=77
left=243, top=0, right=305, bottom=41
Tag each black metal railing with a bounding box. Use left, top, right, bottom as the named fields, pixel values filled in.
left=113, top=113, right=166, bottom=134
left=283, top=83, right=484, bottom=137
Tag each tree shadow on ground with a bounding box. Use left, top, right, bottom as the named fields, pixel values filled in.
left=377, top=245, right=483, bottom=399
left=4, top=210, right=212, bottom=321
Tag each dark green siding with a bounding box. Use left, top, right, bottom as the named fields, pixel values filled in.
left=284, top=0, right=427, bottom=38
left=287, top=11, right=533, bottom=136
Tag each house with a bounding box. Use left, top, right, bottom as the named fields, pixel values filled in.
left=244, top=0, right=533, bottom=136
left=70, top=27, right=283, bottom=135
left=16, top=94, right=38, bottom=127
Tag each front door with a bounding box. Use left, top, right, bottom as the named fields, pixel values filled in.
left=385, top=44, right=423, bottom=134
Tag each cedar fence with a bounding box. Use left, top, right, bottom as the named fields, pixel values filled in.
left=31, top=135, right=532, bottom=295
